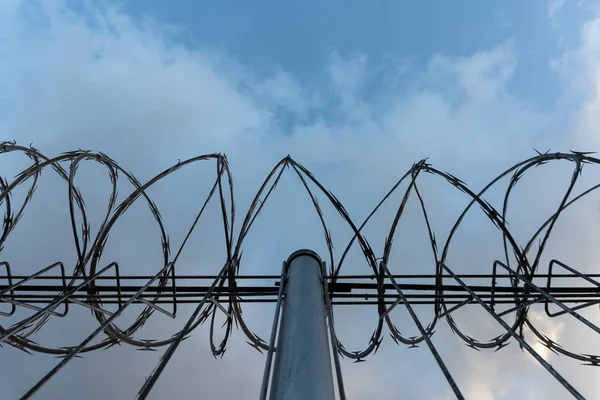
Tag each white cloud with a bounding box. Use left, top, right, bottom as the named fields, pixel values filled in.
left=1, top=1, right=600, bottom=399
left=529, top=311, right=566, bottom=362
left=549, top=0, right=567, bottom=19
left=554, top=18, right=600, bottom=149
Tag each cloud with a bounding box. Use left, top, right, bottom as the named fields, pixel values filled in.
left=553, top=17, right=600, bottom=149
left=529, top=311, right=566, bottom=361
left=548, top=0, right=567, bottom=19
left=1, top=1, right=600, bottom=399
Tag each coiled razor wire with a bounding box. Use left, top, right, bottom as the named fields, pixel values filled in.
left=0, top=141, right=599, bottom=399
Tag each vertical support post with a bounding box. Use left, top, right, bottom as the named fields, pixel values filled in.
left=269, top=250, right=335, bottom=400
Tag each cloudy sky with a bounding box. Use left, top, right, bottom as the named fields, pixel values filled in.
left=1, top=0, right=600, bottom=399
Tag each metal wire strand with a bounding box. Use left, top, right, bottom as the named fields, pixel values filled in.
left=1, top=143, right=599, bottom=398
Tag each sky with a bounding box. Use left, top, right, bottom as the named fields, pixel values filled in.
left=1, top=0, right=600, bottom=398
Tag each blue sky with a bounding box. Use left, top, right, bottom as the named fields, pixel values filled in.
left=117, top=0, right=583, bottom=111
left=2, top=0, right=600, bottom=399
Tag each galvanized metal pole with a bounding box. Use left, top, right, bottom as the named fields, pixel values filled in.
left=269, top=250, right=335, bottom=400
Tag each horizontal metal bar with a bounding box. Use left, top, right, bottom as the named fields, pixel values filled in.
left=0, top=285, right=280, bottom=293
left=3, top=292, right=598, bottom=301
left=4, top=283, right=599, bottom=294
left=3, top=273, right=599, bottom=281
left=1, top=274, right=283, bottom=280
left=3, top=298, right=598, bottom=305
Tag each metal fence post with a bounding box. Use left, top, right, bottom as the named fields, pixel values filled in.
left=269, top=250, right=335, bottom=400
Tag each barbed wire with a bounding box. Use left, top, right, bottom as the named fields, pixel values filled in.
left=0, top=141, right=599, bottom=399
